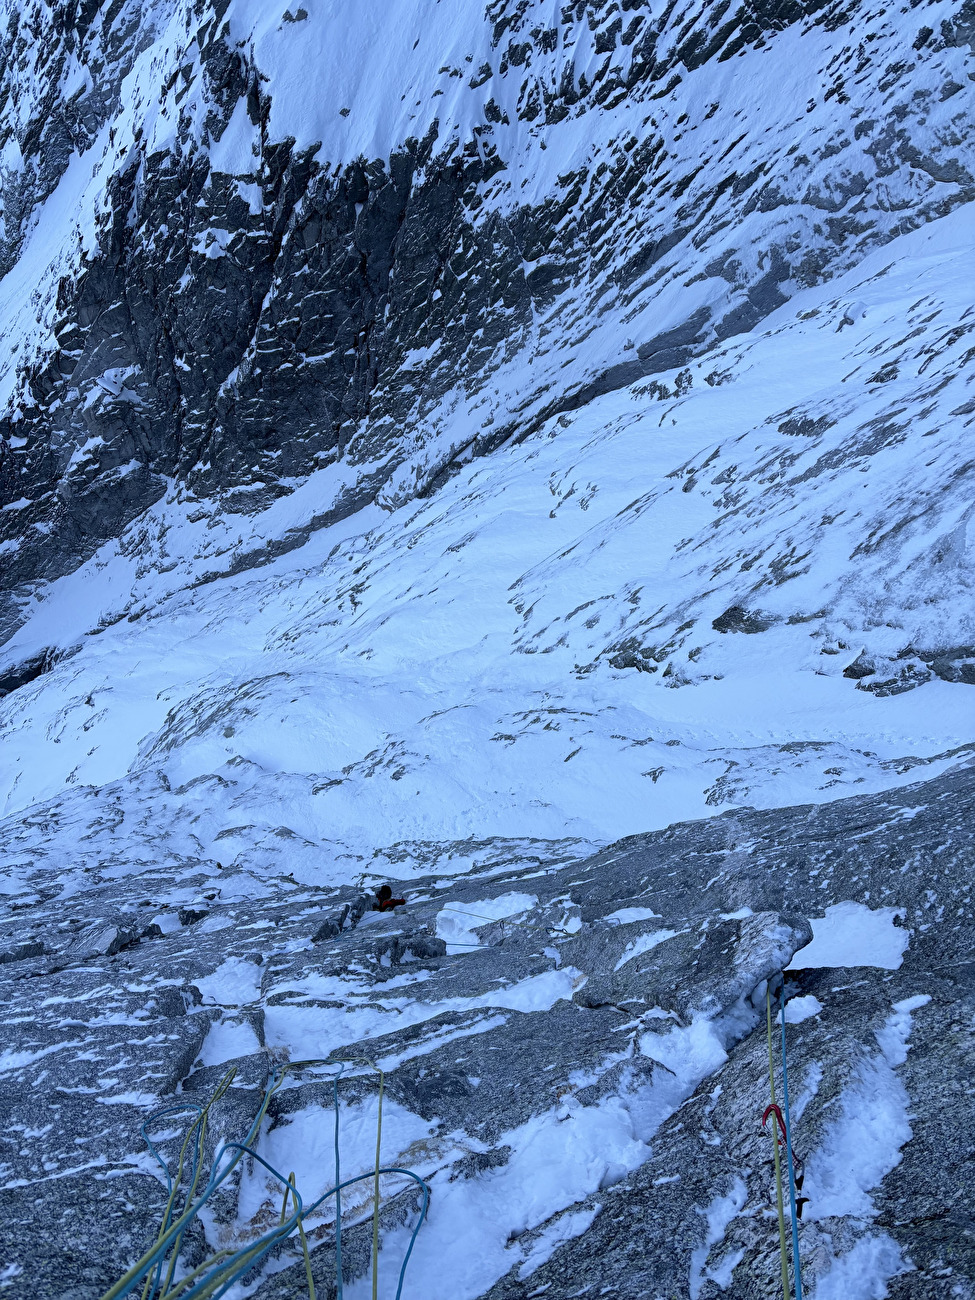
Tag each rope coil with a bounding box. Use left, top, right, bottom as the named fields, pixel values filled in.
left=101, top=1056, right=429, bottom=1300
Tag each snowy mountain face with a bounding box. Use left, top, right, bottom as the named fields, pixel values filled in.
left=1, top=1, right=974, bottom=1297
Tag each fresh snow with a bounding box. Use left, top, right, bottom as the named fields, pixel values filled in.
left=436, top=892, right=538, bottom=954
left=805, top=996, right=930, bottom=1221
left=808, top=1235, right=910, bottom=1300
left=263, top=967, right=585, bottom=1064
left=332, top=1008, right=755, bottom=1300
left=0, top=2, right=971, bottom=1294
left=237, top=1091, right=441, bottom=1230
left=3, top=208, right=975, bottom=898
left=689, top=1177, right=748, bottom=1299
left=516, top=1205, right=601, bottom=1280
left=171, top=937, right=765, bottom=1300
left=788, top=902, right=909, bottom=971
left=199, top=1018, right=262, bottom=1068
left=781, top=995, right=823, bottom=1025
left=790, top=995, right=930, bottom=1297
left=613, top=929, right=684, bottom=972
left=193, top=956, right=264, bottom=1006
left=604, top=906, right=663, bottom=926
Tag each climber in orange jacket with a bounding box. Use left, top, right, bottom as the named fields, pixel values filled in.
left=373, top=884, right=406, bottom=912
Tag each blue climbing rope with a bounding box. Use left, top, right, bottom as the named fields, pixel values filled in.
left=778, top=979, right=803, bottom=1300
left=140, top=1100, right=208, bottom=1300
left=331, top=1065, right=345, bottom=1300
left=101, top=1059, right=429, bottom=1300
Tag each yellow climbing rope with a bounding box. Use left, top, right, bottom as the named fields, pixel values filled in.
left=370, top=1063, right=384, bottom=1300
left=100, top=1055, right=427, bottom=1300
left=766, top=985, right=792, bottom=1300
left=281, top=1171, right=316, bottom=1300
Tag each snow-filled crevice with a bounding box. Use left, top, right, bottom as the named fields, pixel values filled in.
left=804, top=995, right=931, bottom=1299
left=332, top=1001, right=763, bottom=1300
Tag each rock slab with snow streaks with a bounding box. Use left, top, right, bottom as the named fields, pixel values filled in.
left=2, top=0, right=975, bottom=631
left=1, top=760, right=973, bottom=1299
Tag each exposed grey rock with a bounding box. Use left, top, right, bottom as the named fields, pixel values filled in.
left=842, top=650, right=876, bottom=679
left=2, top=0, right=973, bottom=636
left=0, top=651, right=57, bottom=698
left=923, top=645, right=975, bottom=685
left=69, top=922, right=140, bottom=960
left=0, top=939, right=43, bottom=964
left=1, top=6, right=974, bottom=1298
left=312, top=913, right=345, bottom=943
left=0, top=760, right=973, bottom=1297
left=178, top=904, right=210, bottom=926
left=712, top=604, right=777, bottom=635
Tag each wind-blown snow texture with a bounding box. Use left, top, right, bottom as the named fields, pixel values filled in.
left=0, top=0, right=974, bottom=1297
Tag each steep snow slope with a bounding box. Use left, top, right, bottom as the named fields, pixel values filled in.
left=0, top=203, right=972, bottom=883
left=2, top=0, right=974, bottom=633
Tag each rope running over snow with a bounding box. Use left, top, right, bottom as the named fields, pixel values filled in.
left=99, top=1057, right=429, bottom=1300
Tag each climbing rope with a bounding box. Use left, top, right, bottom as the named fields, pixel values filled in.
left=330, top=1056, right=386, bottom=1300
left=280, top=1171, right=316, bottom=1300
left=763, top=977, right=804, bottom=1300
left=779, top=980, right=804, bottom=1300
left=100, top=1057, right=429, bottom=1300
left=439, top=905, right=508, bottom=948
left=764, top=984, right=792, bottom=1300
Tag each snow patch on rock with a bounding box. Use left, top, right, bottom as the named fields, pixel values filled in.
left=788, top=902, right=909, bottom=971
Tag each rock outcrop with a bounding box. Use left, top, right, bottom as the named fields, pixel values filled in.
left=1, top=760, right=972, bottom=1298
left=2, top=0, right=974, bottom=639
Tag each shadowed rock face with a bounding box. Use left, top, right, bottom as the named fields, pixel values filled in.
left=1, top=760, right=972, bottom=1298
left=1, top=0, right=973, bottom=630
